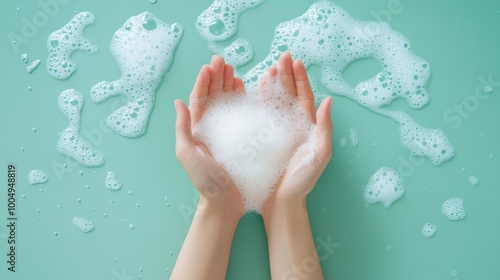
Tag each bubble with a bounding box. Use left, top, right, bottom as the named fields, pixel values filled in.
left=28, top=170, right=48, bottom=185
left=20, top=53, right=28, bottom=63
left=47, top=12, right=98, bottom=79
left=90, top=12, right=183, bottom=137
left=105, top=171, right=122, bottom=191
left=129, top=224, right=136, bottom=230
left=442, top=197, right=466, bottom=221
left=421, top=223, right=437, bottom=238
left=193, top=74, right=315, bottom=212
left=57, top=89, right=105, bottom=166
left=364, top=167, right=404, bottom=208
left=72, top=216, right=95, bottom=233
left=349, top=128, right=358, bottom=146
left=26, top=59, right=41, bottom=74
left=483, top=86, right=493, bottom=93
left=468, top=175, right=478, bottom=186
left=148, top=0, right=158, bottom=3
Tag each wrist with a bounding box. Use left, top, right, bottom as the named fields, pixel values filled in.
left=197, top=196, right=243, bottom=224
left=261, top=197, right=308, bottom=227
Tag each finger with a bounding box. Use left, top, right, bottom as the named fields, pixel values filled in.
left=208, top=55, right=225, bottom=95
left=258, top=65, right=277, bottom=94
left=189, top=65, right=211, bottom=124
left=234, top=77, right=246, bottom=92
left=315, top=97, right=333, bottom=162
left=223, top=63, right=235, bottom=92
left=278, top=52, right=296, bottom=96
left=175, top=100, right=194, bottom=156
left=293, top=58, right=316, bottom=122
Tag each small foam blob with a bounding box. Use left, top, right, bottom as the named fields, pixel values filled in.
left=339, top=137, right=346, bottom=147
left=105, top=171, right=122, bottom=191
left=468, top=175, right=479, bottom=186
left=26, top=59, right=41, bottom=74
left=72, top=216, right=95, bottom=233
left=209, top=38, right=255, bottom=70
left=148, top=0, right=158, bottom=3
left=442, top=197, right=466, bottom=221
left=47, top=12, right=98, bottom=79
left=90, top=12, right=183, bottom=137
left=57, top=89, right=105, bottom=166
left=28, top=170, right=48, bottom=185
left=483, top=86, right=493, bottom=93
left=349, top=128, right=358, bottom=146
left=364, top=167, right=404, bottom=208
left=421, top=223, right=437, bottom=238
left=20, top=53, right=28, bottom=63
left=193, top=75, right=315, bottom=211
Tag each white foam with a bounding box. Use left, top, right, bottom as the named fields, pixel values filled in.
left=339, top=137, right=346, bottom=147
left=364, top=167, right=404, bottom=208
left=28, top=170, right=48, bottom=185
left=442, top=197, right=466, bottom=221
left=209, top=38, right=254, bottom=70
left=20, top=53, right=28, bottom=63
left=57, top=89, right=105, bottom=166
left=105, top=171, right=122, bottom=191
left=193, top=76, right=315, bottom=211
left=26, top=59, right=41, bottom=74
left=349, top=128, right=358, bottom=146
left=47, top=12, right=98, bottom=80
left=72, top=217, right=95, bottom=233
left=421, top=223, right=437, bottom=238
left=468, top=175, right=479, bottom=186
left=90, top=12, right=183, bottom=137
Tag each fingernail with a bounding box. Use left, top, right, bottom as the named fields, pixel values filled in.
left=174, top=100, right=180, bottom=112
left=327, top=97, right=332, bottom=112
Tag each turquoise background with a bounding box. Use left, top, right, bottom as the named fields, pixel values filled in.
left=1, top=0, right=499, bottom=279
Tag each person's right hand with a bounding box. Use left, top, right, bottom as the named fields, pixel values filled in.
left=175, top=55, right=246, bottom=219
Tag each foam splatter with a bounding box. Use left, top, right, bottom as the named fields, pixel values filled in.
left=468, top=175, right=478, bottom=186
left=364, top=167, right=404, bottom=208
left=28, top=170, right=48, bottom=185
left=349, top=128, right=358, bottom=146
left=72, top=217, right=95, bottom=233
left=193, top=76, right=315, bottom=211
left=47, top=12, right=98, bottom=79
left=105, top=171, right=122, bottom=191
left=57, top=89, right=105, bottom=166
left=26, top=59, right=41, bottom=74
left=442, top=197, right=466, bottom=221
left=90, top=12, right=183, bottom=137
left=421, top=223, right=437, bottom=238
left=20, top=53, right=28, bottom=63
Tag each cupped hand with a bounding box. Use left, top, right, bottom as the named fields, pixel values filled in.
left=261, top=52, right=333, bottom=213
left=175, top=55, right=246, bottom=218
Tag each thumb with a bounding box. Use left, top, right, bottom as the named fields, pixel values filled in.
left=315, top=97, right=333, bottom=159
left=175, top=100, right=194, bottom=155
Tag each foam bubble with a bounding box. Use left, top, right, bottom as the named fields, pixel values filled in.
left=193, top=76, right=315, bottom=211
left=57, top=89, right=105, bottom=166
left=47, top=12, right=98, bottom=79
left=20, top=53, right=28, bottom=63
left=364, top=167, right=404, bottom=208
left=209, top=38, right=255, bottom=70
left=339, top=137, right=346, bottom=147
left=26, top=59, right=41, bottom=74
left=90, top=12, right=183, bottom=137
left=421, top=223, right=437, bottom=238
left=349, top=128, right=358, bottom=146
left=72, top=216, right=95, bottom=233
left=105, top=171, right=122, bottom=191
left=442, top=197, right=466, bottom=221
left=28, top=170, right=48, bottom=185
left=468, top=175, right=479, bottom=186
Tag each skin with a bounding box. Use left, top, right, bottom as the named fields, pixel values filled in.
left=171, top=52, right=332, bottom=280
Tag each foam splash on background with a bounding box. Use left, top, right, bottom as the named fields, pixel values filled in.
left=105, top=171, right=122, bottom=191
left=364, top=167, right=404, bottom=208
left=47, top=12, right=98, bottom=80
left=72, top=216, right=95, bottom=233
left=442, top=197, right=466, bottom=221
left=57, top=89, right=105, bottom=166
left=28, top=170, right=48, bottom=185
left=421, top=223, right=437, bottom=238
left=91, top=12, right=183, bottom=137
left=193, top=78, right=315, bottom=211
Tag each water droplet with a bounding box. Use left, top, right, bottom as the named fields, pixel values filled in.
left=129, top=224, right=135, bottom=230
left=142, top=17, right=157, bottom=30
left=209, top=19, right=225, bottom=35
left=31, top=127, right=37, bottom=132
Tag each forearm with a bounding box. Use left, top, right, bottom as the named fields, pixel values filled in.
left=171, top=199, right=240, bottom=280
left=263, top=199, right=324, bottom=280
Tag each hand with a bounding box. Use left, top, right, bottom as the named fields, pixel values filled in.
left=174, top=55, right=246, bottom=219
left=261, top=52, right=333, bottom=214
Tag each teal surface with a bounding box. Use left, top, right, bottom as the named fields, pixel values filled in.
left=1, top=0, right=500, bottom=279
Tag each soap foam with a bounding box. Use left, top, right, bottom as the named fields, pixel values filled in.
left=72, top=216, right=95, bottom=233
left=47, top=12, right=98, bottom=80
left=442, top=197, right=466, bottom=221
left=57, top=89, right=105, bottom=166
left=193, top=76, right=315, bottom=211
left=421, top=223, right=437, bottom=238
left=105, top=171, right=122, bottom=191
left=90, top=12, right=183, bottom=137
left=241, top=1, right=453, bottom=165
left=28, top=170, right=48, bottom=185
left=26, top=59, right=41, bottom=74
left=364, top=167, right=404, bottom=208
left=468, top=175, right=478, bottom=186
left=349, top=128, right=358, bottom=146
